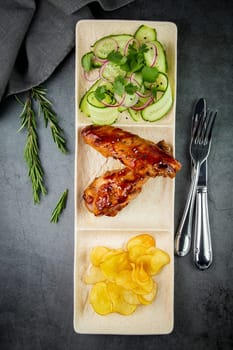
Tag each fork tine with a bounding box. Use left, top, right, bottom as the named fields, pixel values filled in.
left=194, top=113, right=206, bottom=143
left=199, top=110, right=211, bottom=141
left=204, top=111, right=217, bottom=143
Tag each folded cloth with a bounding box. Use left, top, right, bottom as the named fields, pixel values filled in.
left=0, top=0, right=134, bottom=101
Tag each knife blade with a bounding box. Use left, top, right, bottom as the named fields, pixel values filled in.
left=193, top=143, right=213, bottom=269
left=174, top=98, right=206, bottom=256
left=196, top=158, right=207, bottom=187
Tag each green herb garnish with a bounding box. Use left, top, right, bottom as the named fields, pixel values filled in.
left=142, top=66, right=159, bottom=82
left=17, top=94, right=47, bottom=203
left=126, top=43, right=148, bottom=72
left=50, top=189, right=68, bottom=223
left=151, top=86, right=158, bottom=98
left=107, top=50, right=127, bottom=65
left=16, top=86, right=68, bottom=207
left=95, top=85, right=107, bottom=101
left=113, top=75, right=125, bottom=96
left=31, top=86, right=67, bottom=154
left=125, top=83, right=138, bottom=95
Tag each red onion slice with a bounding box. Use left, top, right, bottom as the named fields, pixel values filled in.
left=99, top=61, right=110, bottom=82
left=149, top=43, right=157, bottom=67
left=136, top=91, right=152, bottom=98
left=101, top=94, right=126, bottom=108
left=83, top=69, right=100, bottom=82
left=131, top=96, right=154, bottom=111
left=124, top=38, right=140, bottom=56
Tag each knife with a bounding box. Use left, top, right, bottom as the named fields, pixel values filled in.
left=193, top=153, right=213, bottom=270
left=175, top=98, right=206, bottom=256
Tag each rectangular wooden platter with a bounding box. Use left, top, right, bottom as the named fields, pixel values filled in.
left=74, top=20, right=177, bottom=335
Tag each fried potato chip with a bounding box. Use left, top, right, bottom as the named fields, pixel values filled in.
left=150, top=248, right=170, bottom=275
left=107, top=282, right=137, bottom=315
left=83, top=266, right=106, bottom=284
left=115, top=269, right=138, bottom=290
left=138, top=282, right=158, bottom=305
left=89, top=282, right=112, bottom=315
left=127, top=234, right=155, bottom=251
left=90, top=246, right=111, bottom=266
left=122, top=289, right=140, bottom=305
left=131, top=262, right=154, bottom=294
left=100, top=251, right=131, bottom=279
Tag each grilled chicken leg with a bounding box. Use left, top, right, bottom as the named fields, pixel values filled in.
left=81, top=125, right=181, bottom=178
left=83, top=167, right=149, bottom=217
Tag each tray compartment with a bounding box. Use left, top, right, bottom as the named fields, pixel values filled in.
left=74, top=229, right=174, bottom=335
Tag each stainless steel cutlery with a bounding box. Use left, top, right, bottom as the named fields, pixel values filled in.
left=175, top=99, right=217, bottom=269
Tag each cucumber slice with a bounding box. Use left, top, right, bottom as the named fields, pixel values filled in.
left=81, top=51, right=94, bottom=72
left=122, top=93, right=139, bottom=107
left=144, top=40, right=167, bottom=73
left=143, top=73, right=168, bottom=91
left=131, top=72, right=143, bottom=86
left=88, top=105, right=119, bottom=125
left=87, top=91, right=115, bottom=108
left=93, top=34, right=133, bottom=58
left=101, top=62, right=126, bottom=82
left=134, top=25, right=157, bottom=43
left=79, top=80, right=101, bottom=116
left=118, top=105, right=127, bottom=113
left=155, top=72, right=168, bottom=92
left=128, top=108, right=142, bottom=122
left=114, top=34, right=134, bottom=55
left=141, top=82, right=172, bottom=122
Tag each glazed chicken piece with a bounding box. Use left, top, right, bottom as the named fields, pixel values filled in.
left=81, top=125, right=181, bottom=178
left=83, top=168, right=149, bottom=217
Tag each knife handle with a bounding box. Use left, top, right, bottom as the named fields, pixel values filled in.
left=193, top=187, right=213, bottom=270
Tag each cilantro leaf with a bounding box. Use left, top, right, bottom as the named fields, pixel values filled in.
left=113, top=75, right=125, bottom=96
left=138, top=44, right=149, bottom=54
left=142, top=66, right=159, bottom=82
left=107, top=50, right=127, bottom=65
left=126, top=43, right=147, bottom=73
left=120, top=62, right=130, bottom=72
left=95, top=86, right=107, bottom=101
left=125, top=83, right=138, bottom=95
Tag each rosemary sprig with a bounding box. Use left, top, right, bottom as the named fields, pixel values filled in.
left=50, top=189, right=68, bottom=223
left=18, top=94, right=47, bottom=203
left=31, top=86, right=68, bottom=153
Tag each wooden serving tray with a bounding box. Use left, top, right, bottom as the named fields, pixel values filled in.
left=74, top=20, right=177, bottom=335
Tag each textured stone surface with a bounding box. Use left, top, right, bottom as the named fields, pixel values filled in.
left=0, top=0, right=233, bottom=349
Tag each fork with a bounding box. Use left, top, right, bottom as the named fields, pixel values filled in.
left=175, top=110, right=217, bottom=256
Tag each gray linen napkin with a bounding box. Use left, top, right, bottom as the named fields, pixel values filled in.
left=0, top=0, right=134, bottom=101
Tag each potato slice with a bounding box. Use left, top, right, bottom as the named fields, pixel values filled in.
left=107, top=282, right=137, bottom=315
left=90, top=282, right=112, bottom=315
left=115, top=269, right=138, bottom=290
left=127, top=234, right=155, bottom=251
left=83, top=266, right=106, bottom=284
left=128, top=244, right=149, bottom=263
left=138, top=282, right=158, bottom=305
left=90, top=246, right=111, bottom=266
left=150, top=248, right=170, bottom=275
left=100, top=251, right=131, bottom=279
left=131, top=262, right=154, bottom=294
left=122, top=289, right=140, bottom=305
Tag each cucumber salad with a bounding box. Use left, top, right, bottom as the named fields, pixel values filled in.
left=79, top=24, right=172, bottom=125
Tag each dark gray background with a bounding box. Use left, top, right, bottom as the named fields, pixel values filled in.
left=0, top=0, right=233, bottom=349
